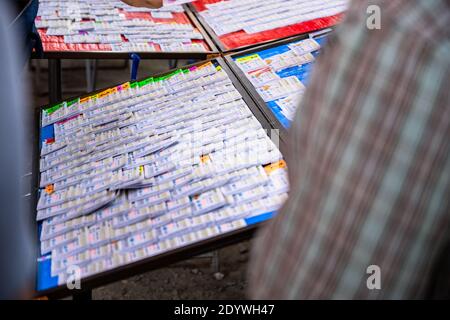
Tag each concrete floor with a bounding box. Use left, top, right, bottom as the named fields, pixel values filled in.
left=29, top=59, right=250, bottom=300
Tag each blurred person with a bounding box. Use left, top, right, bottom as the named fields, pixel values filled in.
left=249, top=0, right=449, bottom=299
left=0, top=2, right=34, bottom=299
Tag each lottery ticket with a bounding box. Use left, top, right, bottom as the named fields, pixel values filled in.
left=257, top=76, right=305, bottom=102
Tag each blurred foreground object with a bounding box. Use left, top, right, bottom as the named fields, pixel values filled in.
left=249, top=0, right=450, bottom=299
left=0, top=2, right=34, bottom=300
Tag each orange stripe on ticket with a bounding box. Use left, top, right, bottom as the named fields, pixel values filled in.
left=264, top=160, right=287, bottom=174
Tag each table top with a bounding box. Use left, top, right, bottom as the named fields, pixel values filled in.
left=34, top=3, right=218, bottom=60
left=33, top=57, right=287, bottom=298
left=188, top=0, right=344, bottom=52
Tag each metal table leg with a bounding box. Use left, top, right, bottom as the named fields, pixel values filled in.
left=85, top=59, right=98, bottom=92
left=48, top=59, right=62, bottom=104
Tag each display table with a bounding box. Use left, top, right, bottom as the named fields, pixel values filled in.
left=33, top=2, right=219, bottom=103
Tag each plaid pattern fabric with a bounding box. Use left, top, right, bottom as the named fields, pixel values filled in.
left=248, top=0, right=450, bottom=299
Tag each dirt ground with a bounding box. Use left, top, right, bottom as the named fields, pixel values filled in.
left=94, top=242, right=250, bottom=300
left=29, top=59, right=250, bottom=300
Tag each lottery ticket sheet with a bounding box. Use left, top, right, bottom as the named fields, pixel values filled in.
left=36, top=59, right=289, bottom=291
left=36, top=0, right=211, bottom=54
left=232, top=35, right=328, bottom=128
left=190, top=0, right=347, bottom=50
